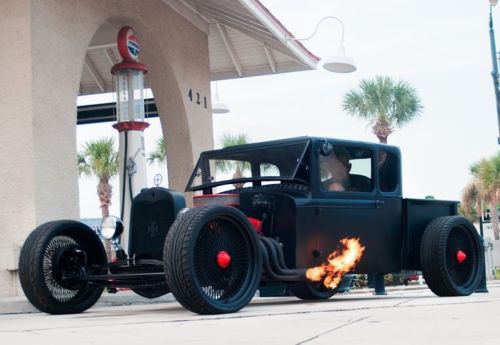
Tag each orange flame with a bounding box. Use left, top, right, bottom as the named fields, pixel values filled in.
left=306, top=237, right=365, bottom=289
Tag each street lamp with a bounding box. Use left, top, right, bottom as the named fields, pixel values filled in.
left=488, top=0, right=500, bottom=144
left=286, top=16, right=357, bottom=73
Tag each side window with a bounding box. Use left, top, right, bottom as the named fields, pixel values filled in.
left=319, top=145, right=373, bottom=192
left=260, top=163, right=281, bottom=186
left=378, top=151, right=399, bottom=192
left=260, top=163, right=280, bottom=177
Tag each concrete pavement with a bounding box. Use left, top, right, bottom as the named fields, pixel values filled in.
left=1, top=281, right=499, bottom=345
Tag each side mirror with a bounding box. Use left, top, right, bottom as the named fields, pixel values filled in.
left=319, top=139, right=333, bottom=156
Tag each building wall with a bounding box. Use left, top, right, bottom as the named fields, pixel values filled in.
left=492, top=240, right=500, bottom=268
left=0, top=0, right=212, bottom=296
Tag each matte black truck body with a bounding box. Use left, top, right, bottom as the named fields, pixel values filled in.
left=18, top=136, right=484, bottom=315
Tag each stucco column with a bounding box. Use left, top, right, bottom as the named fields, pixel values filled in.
left=0, top=0, right=80, bottom=296
left=0, top=0, right=35, bottom=296
left=0, top=0, right=214, bottom=297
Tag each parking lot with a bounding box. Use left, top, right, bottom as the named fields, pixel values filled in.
left=1, top=282, right=499, bottom=345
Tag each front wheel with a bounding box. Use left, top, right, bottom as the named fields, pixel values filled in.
left=164, top=206, right=261, bottom=314
left=19, top=220, right=107, bottom=314
left=420, top=216, right=483, bottom=296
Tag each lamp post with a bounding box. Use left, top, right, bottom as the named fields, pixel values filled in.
left=489, top=0, right=500, bottom=144
left=286, top=16, right=357, bottom=73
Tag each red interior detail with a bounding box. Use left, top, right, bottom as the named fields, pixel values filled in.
left=456, top=250, right=467, bottom=264
left=217, top=251, right=231, bottom=268
left=192, top=194, right=240, bottom=207
left=247, top=217, right=262, bottom=233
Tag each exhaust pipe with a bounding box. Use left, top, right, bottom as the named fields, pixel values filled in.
left=259, top=237, right=306, bottom=282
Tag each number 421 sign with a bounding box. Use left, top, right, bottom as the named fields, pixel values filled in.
left=187, top=88, right=207, bottom=109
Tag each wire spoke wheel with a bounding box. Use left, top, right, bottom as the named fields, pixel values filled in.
left=19, top=220, right=107, bottom=314
left=420, top=216, right=483, bottom=296
left=446, top=227, right=477, bottom=287
left=164, top=206, right=261, bottom=314
left=42, top=236, right=85, bottom=303
left=194, top=218, right=250, bottom=302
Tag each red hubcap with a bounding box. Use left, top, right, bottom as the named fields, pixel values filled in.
left=216, top=250, right=231, bottom=268
left=456, top=250, right=467, bottom=264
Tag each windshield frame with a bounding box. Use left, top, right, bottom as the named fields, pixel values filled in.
left=185, top=138, right=311, bottom=192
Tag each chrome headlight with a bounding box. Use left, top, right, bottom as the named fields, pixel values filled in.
left=100, top=216, right=124, bottom=240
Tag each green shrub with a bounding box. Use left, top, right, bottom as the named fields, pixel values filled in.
left=493, top=267, right=500, bottom=280
left=353, top=274, right=368, bottom=288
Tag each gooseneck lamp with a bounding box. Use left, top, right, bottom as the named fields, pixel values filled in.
left=287, top=16, right=357, bottom=73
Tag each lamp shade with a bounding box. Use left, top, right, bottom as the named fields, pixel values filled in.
left=322, top=55, right=357, bottom=73
left=212, top=82, right=230, bottom=114
left=212, top=100, right=230, bottom=114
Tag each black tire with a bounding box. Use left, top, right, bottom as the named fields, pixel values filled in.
left=164, top=205, right=261, bottom=314
left=19, top=220, right=107, bottom=314
left=132, top=284, right=170, bottom=299
left=420, top=216, right=484, bottom=296
left=290, top=280, right=337, bottom=300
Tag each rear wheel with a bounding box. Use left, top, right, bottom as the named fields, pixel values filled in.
left=290, top=280, right=336, bottom=300
left=420, top=216, right=483, bottom=296
left=132, top=284, right=169, bottom=299
left=19, top=220, right=107, bottom=314
left=164, top=206, right=261, bottom=314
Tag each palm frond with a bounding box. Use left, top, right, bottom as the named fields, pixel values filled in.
left=77, top=153, right=91, bottom=176
left=78, top=137, right=119, bottom=180
left=215, top=133, right=251, bottom=174
left=148, top=137, right=167, bottom=165
left=343, top=75, right=423, bottom=141
left=471, top=152, right=500, bottom=204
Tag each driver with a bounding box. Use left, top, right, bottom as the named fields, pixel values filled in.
left=320, top=147, right=352, bottom=191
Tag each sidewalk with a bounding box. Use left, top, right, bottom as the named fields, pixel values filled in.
left=2, top=280, right=499, bottom=315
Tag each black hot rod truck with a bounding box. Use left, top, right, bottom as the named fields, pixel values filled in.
left=18, top=137, right=484, bottom=315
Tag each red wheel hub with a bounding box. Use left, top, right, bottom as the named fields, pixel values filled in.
left=456, top=250, right=467, bottom=264
left=216, top=250, right=231, bottom=268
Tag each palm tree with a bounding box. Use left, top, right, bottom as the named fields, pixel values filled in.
left=342, top=75, right=423, bottom=143
left=460, top=181, right=481, bottom=224
left=148, top=137, right=167, bottom=166
left=216, top=133, right=250, bottom=188
left=78, top=137, right=119, bottom=259
left=471, top=152, right=500, bottom=240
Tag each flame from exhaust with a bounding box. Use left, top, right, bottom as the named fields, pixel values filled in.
left=306, top=237, right=365, bottom=289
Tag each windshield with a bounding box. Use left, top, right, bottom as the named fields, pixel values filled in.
left=186, top=139, right=310, bottom=192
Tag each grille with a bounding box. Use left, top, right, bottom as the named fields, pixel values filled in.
left=129, top=188, right=184, bottom=261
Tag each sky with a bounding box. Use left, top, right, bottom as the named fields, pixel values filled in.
left=77, top=0, right=499, bottom=219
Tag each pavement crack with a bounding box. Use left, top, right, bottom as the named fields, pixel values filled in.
left=294, top=315, right=371, bottom=345
left=392, top=297, right=417, bottom=307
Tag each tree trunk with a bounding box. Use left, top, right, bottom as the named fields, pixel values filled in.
left=232, top=167, right=244, bottom=189
left=490, top=203, right=500, bottom=240
left=97, top=178, right=113, bottom=261
left=372, top=120, right=392, bottom=144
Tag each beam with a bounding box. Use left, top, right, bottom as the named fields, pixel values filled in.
left=263, top=45, right=276, bottom=73
left=163, top=0, right=210, bottom=33
left=215, top=22, right=243, bottom=77
left=87, top=43, right=117, bottom=51
left=239, top=0, right=318, bottom=69
left=104, top=48, right=118, bottom=66
left=84, top=55, right=106, bottom=92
